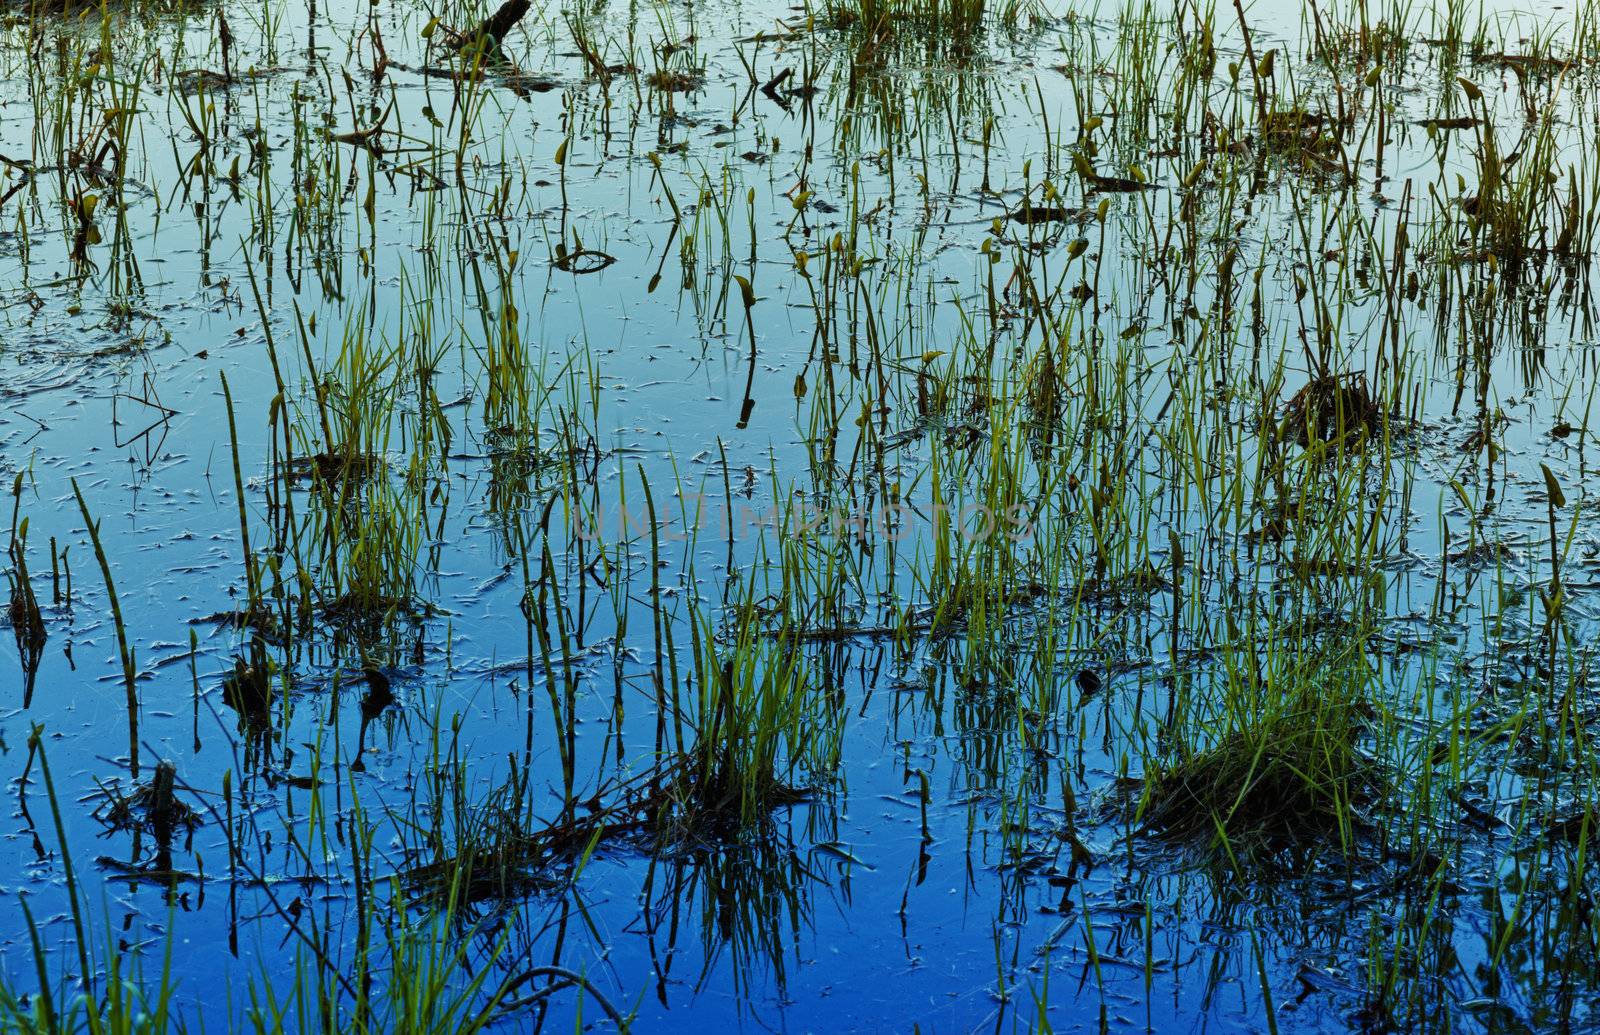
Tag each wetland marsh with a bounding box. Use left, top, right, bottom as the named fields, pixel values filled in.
left=2, top=0, right=1600, bottom=1029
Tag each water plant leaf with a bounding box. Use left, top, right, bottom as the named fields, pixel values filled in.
left=1540, top=463, right=1566, bottom=509
left=733, top=275, right=755, bottom=309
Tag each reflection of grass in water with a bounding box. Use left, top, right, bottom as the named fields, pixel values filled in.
left=643, top=833, right=814, bottom=1000
left=10, top=738, right=638, bottom=1032
left=819, top=0, right=1036, bottom=48
left=12, top=0, right=1600, bottom=1026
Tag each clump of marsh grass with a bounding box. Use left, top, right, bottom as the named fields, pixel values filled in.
left=282, top=450, right=383, bottom=486
left=1258, top=106, right=1352, bottom=179
left=1443, top=76, right=1597, bottom=267
left=403, top=761, right=565, bottom=907
left=659, top=622, right=819, bottom=844
left=298, top=468, right=431, bottom=641
left=1139, top=641, right=1383, bottom=861
left=1280, top=371, right=1381, bottom=448
left=400, top=743, right=648, bottom=908
left=1141, top=701, right=1374, bottom=849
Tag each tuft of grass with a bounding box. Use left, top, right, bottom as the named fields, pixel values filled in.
left=663, top=617, right=821, bottom=841
left=1140, top=640, right=1383, bottom=861
left=1280, top=371, right=1382, bottom=448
